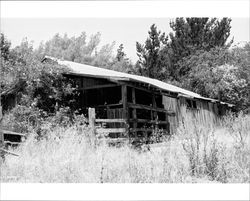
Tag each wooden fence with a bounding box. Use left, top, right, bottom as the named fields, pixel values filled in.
left=0, top=130, right=26, bottom=144
left=88, top=108, right=129, bottom=144
left=0, top=129, right=26, bottom=156
left=88, top=107, right=172, bottom=145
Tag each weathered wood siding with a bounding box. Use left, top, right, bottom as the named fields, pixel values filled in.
left=162, top=96, right=180, bottom=134
left=163, top=95, right=220, bottom=133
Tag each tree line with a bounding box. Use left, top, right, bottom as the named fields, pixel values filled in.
left=1, top=17, right=250, bottom=114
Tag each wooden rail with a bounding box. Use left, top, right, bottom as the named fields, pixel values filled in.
left=0, top=148, right=19, bottom=156
left=1, top=130, right=26, bottom=136
left=128, top=103, right=175, bottom=115
left=99, top=138, right=129, bottom=144
left=0, top=129, right=26, bottom=149
left=3, top=141, right=22, bottom=145
left=129, top=118, right=169, bottom=124
left=88, top=108, right=128, bottom=145
left=88, top=107, right=171, bottom=145
left=96, top=128, right=126, bottom=133
left=130, top=128, right=168, bottom=133
left=95, top=119, right=126, bottom=123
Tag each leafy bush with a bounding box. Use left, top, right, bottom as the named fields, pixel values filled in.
left=1, top=105, right=41, bottom=133
left=222, top=112, right=250, bottom=147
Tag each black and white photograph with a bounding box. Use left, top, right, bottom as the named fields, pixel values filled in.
left=0, top=0, right=249, bottom=200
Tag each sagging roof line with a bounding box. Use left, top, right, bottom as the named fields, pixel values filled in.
left=42, top=56, right=233, bottom=107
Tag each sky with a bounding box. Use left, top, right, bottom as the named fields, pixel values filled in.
left=1, top=18, right=249, bottom=63
left=0, top=1, right=249, bottom=63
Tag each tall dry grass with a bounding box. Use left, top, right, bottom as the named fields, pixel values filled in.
left=177, top=113, right=250, bottom=183
left=1, top=114, right=249, bottom=183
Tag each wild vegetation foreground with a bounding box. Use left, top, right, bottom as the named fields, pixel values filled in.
left=1, top=113, right=249, bottom=183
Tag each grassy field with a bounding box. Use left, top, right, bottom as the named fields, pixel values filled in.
left=1, top=113, right=249, bottom=183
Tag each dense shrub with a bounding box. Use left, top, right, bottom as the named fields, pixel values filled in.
left=1, top=105, right=41, bottom=133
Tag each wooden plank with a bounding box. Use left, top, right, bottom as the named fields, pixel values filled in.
left=130, top=128, right=153, bottom=132
left=96, top=128, right=126, bottom=133
left=0, top=129, right=3, bottom=146
left=130, top=128, right=168, bottom=132
left=95, top=119, right=126, bottom=123
left=102, top=138, right=129, bottom=143
left=129, top=119, right=169, bottom=124
left=79, top=84, right=117, bottom=90
left=0, top=97, right=4, bottom=146
left=122, top=85, right=128, bottom=118
left=152, top=93, right=158, bottom=131
left=128, top=103, right=175, bottom=115
left=0, top=148, right=19, bottom=156
left=88, top=108, right=96, bottom=145
left=4, top=141, right=22, bottom=145
left=0, top=105, right=2, bottom=120
left=1, top=130, right=26, bottom=136
left=121, top=85, right=129, bottom=135
left=96, top=103, right=123, bottom=108
left=131, top=87, right=137, bottom=137
left=123, top=82, right=161, bottom=95
left=120, top=82, right=178, bottom=98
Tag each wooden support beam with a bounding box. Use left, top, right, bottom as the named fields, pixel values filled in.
left=129, top=119, right=169, bottom=124
left=1, top=130, right=26, bottom=136
left=128, top=103, right=175, bottom=115
left=131, top=87, right=137, bottom=138
left=152, top=94, right=158, bottom=132
left=130, top=128, right=168, bottom=133
left=0, top=148, right=19, bottom=156
left=100, top=138, right=129, bottom=143
left=79, top=84, right=117, bottom=90
left=0, top=97, right=3, bottom=147
left=96, top=128, right=126, bottom=133
left=123, top=82, right=162, bottom=96
left=119, top=81, right=178, bottom=98
left=121, top=85, right=129, bottom=137
left=4, top=141, right=22, bottom=145
left=96, top=103, right=123, bottom=108
left=0, top=102, right=2, bottom=121
left=95, top=119, right=126, bottom=123
left=88, top=107, right=96, bottom=146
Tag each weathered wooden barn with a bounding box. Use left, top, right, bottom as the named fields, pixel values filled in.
left=42, top=56, right=233, bottom=140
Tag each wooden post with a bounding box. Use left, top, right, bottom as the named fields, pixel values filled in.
left=152, top=93, right=158, bottom=126
left=0, top=97, right=2, bottom=121
left=132, top=88, right=137, bottom=139
left=88, top=107, right=96, bottom=146
left=0, top=97, right=3, bottom=144
left=152, top=93, right=159, bottom=141
left=121, top=85, right=129, bottom=138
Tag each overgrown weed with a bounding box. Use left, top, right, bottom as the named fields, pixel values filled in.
left=1, top=113, right=249, bottom=183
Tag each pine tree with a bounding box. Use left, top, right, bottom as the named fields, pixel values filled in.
left=166, top=17, right=232, bottom=78
left=116, top=44, right=126, bottom=62
left=136, top=24, right=168, bottom=79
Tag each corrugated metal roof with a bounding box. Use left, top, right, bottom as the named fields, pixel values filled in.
left=43, top=56, right=233, bottom=106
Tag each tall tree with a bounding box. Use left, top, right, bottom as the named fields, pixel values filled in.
left=108, top=44, right=134, bottom=73
left=136, top=24, right=168, bottom=79
left=166, top=17, right=232, bottom=79
left=36, top=32, right=118, bottom=69
left=116, top=44, right=126, bottom=62
left=0, top=33, right=11, bottom=61
left=179, top=45, right=250, bottom=112
left=91, top=41, right=116, bottom=68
